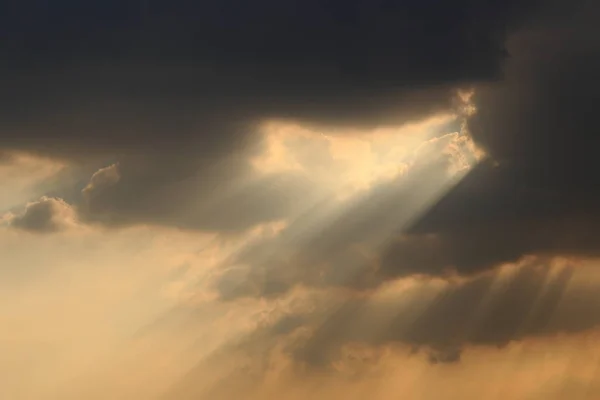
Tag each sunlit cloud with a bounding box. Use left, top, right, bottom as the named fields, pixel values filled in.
left=212, top=92, right=482, bottom=300
left=252, top=112, right=463, bottom=198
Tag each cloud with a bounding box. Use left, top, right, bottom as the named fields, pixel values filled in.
left=1, top=1, right=541, bottom=140
left=3, top=1, right=600, bottom=398
left=7, top=197, right=78, bottom=233
left=0, top=0, right=594, bottom=239
left=82, top=163, right=121, bottom=200
left=70, top=108, right=469, bottom=233
left=405, top=0, right=600, bottom=275
left=380, top=212, right=600, bottom=277
left=77, top=156, right=315, bottom=231
left=0, top=0, right=551, bottom=234
left=215, top=127, right=480, bottom=299
left=160, top=257, right=600, bottom=398
left=293, top=259, right=576, bottom=365
left=214, top=257, right=600, bottom=371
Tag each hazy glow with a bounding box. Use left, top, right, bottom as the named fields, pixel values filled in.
left=0, top=152, right=66, bottom=212
left=253, top=113, right=459, bottom=198
left=10, top=95, right=600, bottom=400
left=1, top=110, right=479, bottom=396
left=217, top=107, right=482, bottom=301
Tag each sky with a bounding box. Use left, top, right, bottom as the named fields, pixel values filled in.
left=2, top=0, right=600, bottom=399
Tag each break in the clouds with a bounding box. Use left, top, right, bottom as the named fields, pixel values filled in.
left=215, top=127, right=480, bottom=299
left=3, top=0, right=600, bottom=399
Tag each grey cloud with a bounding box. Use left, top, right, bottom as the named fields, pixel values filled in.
left=289, top=259, right=600, bottom=368
left=164, top=258, right=600, bottom=396
left=406, top=0, right=600, bottom=274
left=82, top=163, right=120, bottom=200
left=77, top=155, right=315, bottom=231
left=8, top=197, right=77, bottom=233
left=0, top=0, right=557, bottom=234
left=427, top=347, right=462, bottom=364
left=382, top=212, right=600, bottom=278
left=0, top=0, right=593, bottom=242
left=1, top=0, right=542, bottom=132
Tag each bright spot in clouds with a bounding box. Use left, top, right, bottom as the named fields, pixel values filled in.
left=0, top=96, right=510, bottom=400
left=252, top=112, right=472, bottom=199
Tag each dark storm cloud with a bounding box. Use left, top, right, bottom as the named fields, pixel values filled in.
left=0, top=0, right=548, bottom=157
left=0, top=0, right=564, bottom=232
left=0, top=0, right=548, bottom=230
left=405, top=0, right=600, bottom=273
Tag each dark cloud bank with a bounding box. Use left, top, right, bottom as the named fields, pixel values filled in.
left=213, top=0, right=600, bottom=292
left=2, top=0, right=531, bottom=231
left=4, top=0, right=600, bottom=370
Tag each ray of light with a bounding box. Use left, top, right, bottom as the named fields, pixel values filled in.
left=156, top=92, right=485, bottom=398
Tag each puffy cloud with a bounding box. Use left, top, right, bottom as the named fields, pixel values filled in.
left=7, top=197, right=78, bottom=233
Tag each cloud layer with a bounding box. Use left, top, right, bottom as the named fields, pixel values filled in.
left=0, top=0, right=552, bottom=234
left=2, top=0, right=600, bottom=398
